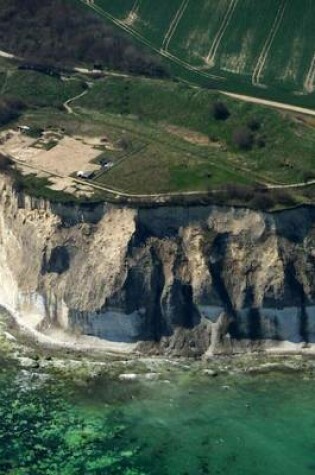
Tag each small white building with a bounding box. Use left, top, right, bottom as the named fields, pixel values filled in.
left=76, top=170, right=94, bottom=179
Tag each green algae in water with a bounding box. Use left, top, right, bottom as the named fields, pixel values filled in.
left=0, top=366, right=145, bottom=475
left=1, top=365, right=315, bottom=475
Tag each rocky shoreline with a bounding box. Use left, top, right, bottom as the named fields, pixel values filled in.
left=2, top=306, right=315, bottom=386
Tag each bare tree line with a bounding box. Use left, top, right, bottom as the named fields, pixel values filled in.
left=0, top=0, right=168, bottom=78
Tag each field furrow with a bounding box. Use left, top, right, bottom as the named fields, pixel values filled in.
left=205, top=0, right=240, bottom=66
left=252, top=0, right=287, bottom=87
left=129, top=0, right=140, bottom=16
left=304, top=53, right=315, bottom=93
left=161, top=0, right=190, bottom=52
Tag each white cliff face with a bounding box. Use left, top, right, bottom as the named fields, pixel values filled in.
left=0, top=212, right=19, bottom=313
left=0, top=175, right=315, bottom=356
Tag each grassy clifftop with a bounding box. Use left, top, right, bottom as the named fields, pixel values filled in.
left=77, top=76, right=315, bottom=192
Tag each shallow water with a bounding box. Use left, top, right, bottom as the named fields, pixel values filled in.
left=1, top=362, right=315, bottom=475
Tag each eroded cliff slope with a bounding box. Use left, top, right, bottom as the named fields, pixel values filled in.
left=0, top=176, right=315, bottom=357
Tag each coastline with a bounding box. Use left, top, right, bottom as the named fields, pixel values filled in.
left=2, top=304, right=315, bottom=382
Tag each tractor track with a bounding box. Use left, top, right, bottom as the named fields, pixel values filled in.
left=161, top=0, right=190, bottom=53
left=304, top=52, right=315, bottom=93
left=252, top=0, right=287, bottom=87
left=206, top=0, right=240, bottom=66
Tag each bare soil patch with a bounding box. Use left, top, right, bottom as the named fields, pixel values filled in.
left=164, top=124, right=212, bottom=147
left=1, top=131, right=102, bottom=177
left=30, top=136, right=101, bottom=176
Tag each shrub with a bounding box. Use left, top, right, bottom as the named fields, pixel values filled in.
left=271, top=190, right=296, bottom=206
left=256, top=136, right=266, bottom=148
left=301, top=170, right=315, bottom=183
left=247, top=117, right=261, bottom=131
left=232, top=126, right=254, bottom=150
left=249, top=192, right=275, bottom=210
left=0, top=97, right=26, bottom=126
left=25, top=127, right=44, bottom=138
left=117, top=136, right=131, bottom=150
left=212, top=101, right=230, bottom=121
left=222, top=183, right=254, bottom=201
left=0, top=153, right=13, bottom=171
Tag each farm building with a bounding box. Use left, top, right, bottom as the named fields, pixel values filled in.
left=76, top=170, right=95, bottom=179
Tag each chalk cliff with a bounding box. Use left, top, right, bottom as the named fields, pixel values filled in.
left=0, top=175, right=315, bottom=357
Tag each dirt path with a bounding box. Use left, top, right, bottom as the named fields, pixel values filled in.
left=269, top=181, right=315, bottom=190
left=221, top=90, right=315, bottom=117
left=304, top=52, right=315, bottom=93
left=206, top=0, right=240, bottom=66
left=74, top=67, right=130, bottom=78
left=0, top=50, right=19, bottom=60
left=252, top=0, right=287, bottom=87
left=63, top=86, right=90, bottom=114
left=161, top=0, right=190, bottom=52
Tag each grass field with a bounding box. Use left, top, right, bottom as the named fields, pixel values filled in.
left=77, top=76, right=315, bottom=189
left=80, top=0, right=315, bottom=108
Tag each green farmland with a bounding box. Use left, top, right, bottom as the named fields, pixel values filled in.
left=80, top=0, right=315, bottom=108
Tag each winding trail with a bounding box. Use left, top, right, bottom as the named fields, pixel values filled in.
left=161, top=0, right=190, bottom=53
left=205, top=0, right=240, bottom=66
left=252, top=0, right=287, bottom=87
left=63, top=86, right=90, bottom=114
left=304, top=52, right=315, bottom=94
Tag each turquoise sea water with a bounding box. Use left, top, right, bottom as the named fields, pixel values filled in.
left=1, top=361, right=315, bottom=475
